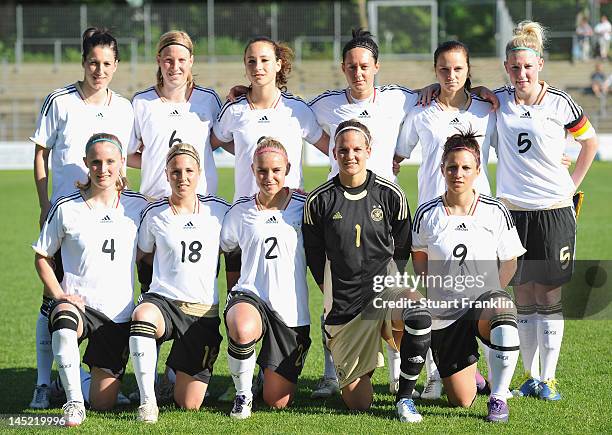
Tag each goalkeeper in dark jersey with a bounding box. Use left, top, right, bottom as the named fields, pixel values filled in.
left=303, top=119, right=431, bottom=423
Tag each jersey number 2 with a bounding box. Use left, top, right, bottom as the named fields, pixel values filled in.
left=264, top=237, right=278, bottom=259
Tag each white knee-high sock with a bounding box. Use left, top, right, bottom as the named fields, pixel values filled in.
left=425, top=348, right=440, bottom=381
left=36, top=312, right=53, bottom=386
left=386, top=343, right=401, bottom=383
left=227, top=336, right=257, bottom=399
left=52, top=328, right=83, bottom=403
left=489, top=323, right=520, bottom=403
left=537, top=304, right=564, bottom=381
left=516, top=304, right=540, bottom=379
left=129, top=321, right=158, bottom=405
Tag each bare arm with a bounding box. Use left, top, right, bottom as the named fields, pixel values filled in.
left=35, top=253, right=84, bottom=311
left=34, top=145, right=51, bottom=229
left=127, top=152, right=142, bottom=169
left=312, top=131, right=330, bottom=155
left=498, top=258, right=518, bottom=288
left=412, top=251, right=428, bottom=278
left=571, top=136, right=599, bottom=188
left=210, top=131, right=235, bottom=155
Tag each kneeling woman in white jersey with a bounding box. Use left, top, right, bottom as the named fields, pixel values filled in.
left=495, top=22, right=598, bottom=401
left=33, top=133, right=147, bottom=426
left=220, top=138, right=311, bottom=419
left=412, top=131, right=526, bottom=423
left=129, top=143, right=230, bottom=423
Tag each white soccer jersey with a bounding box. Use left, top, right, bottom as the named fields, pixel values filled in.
left=30, top=84, right=134, bottom=203
left=130, top=86, right=221, bottom=199
left=213, top=92, right=323, bottom=201
left=138, top=194, right=229, bottom=305
left=396, top=95, right=495, bottom=205
left=308, top=85, right=418, bottom=182
left=220, top=191, right=310, bottom=327
left=32, top=190, right=148, bottom=323
left=494, top=83, right=594, bottom=209
left=412, top=193, right=526, bottom=330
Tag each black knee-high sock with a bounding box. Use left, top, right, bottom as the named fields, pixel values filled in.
left=397, top=307, right=431, bottom=402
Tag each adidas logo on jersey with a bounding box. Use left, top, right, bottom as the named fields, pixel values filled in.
left=520, top=111, right=531, bottom=119
left=258, top=115, right=270, bottom=123
left=169, top=109, right=180, bottom=117
left=100, top=215, right=112, bottom=223
left=450, top=117, right=461, bottom=124
left=358, top=110, right=370, bottom=118
left=455, top=223, right=468, bottom=231
left=265, top=216, right=278, bottom=224
left=332, top=211, right=342, bottom=220
left=95, top=112, right=104, bottom=119
left=183, top=221, right=195, bottom=229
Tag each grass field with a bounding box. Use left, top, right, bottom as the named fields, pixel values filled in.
left=0, top=163, right=611, bottom=433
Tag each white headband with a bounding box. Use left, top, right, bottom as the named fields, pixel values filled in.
left=334, top=126, right=370, bottom=146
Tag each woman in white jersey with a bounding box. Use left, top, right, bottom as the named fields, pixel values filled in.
left=32, top=133, right=147, bottom=426
left=494, top=21, right=598, bottom=401
left=130, top=143, right=229, bottom=423
left=395, top=40, right=495, bottom=400
left=412, top=131, right=525, bottom=423
left=30, top=27, right=134, bottom=410
left=128, top=31, right=220, bottom=200
left=220, top=138, right=311, bottom=419
left=211, top=36, right=328, bottom=202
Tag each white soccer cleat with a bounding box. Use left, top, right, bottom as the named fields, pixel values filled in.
left=420, top=377, right=443, bottom=400
left=29, top=384, right=51, bottom=409
left=137, top=401, right=159, bottom=424
left=230, top=395, right=252, bottom=419
left=310, top=377, right=340, bottom=399
left=62, top=400, right=86, bottom=427
left=396, top=398, right=423, bottom=423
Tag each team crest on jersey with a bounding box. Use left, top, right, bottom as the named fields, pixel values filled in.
left=100, top=215, right=113, bottom=223
left=358, top=110, right=370, bottom=119
left=169, top=109, right=181, bottom=117
left=371, top=206, right=383, bottom=222
left=183, top=221, right=196, bottom=229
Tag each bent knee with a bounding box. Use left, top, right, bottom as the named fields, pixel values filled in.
left=448, top=395, right=475, bottom=408
left=341, top=393, right=372, bottom=411
left=263, top=393, right=292, bottom=409
left=176, top=397, right=202, bottom=410
left=89, top=395, right=115, bottom=411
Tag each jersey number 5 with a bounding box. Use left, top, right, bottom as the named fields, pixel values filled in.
left=517, top=132, right=532, bottom=154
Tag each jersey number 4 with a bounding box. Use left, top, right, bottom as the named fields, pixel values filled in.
left=102, top=239, right=115, bottom=261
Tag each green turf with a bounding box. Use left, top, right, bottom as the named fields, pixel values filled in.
left=0, top=164, right=610, bottom=433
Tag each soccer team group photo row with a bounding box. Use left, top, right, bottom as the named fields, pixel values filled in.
left=28, top=20, right=597, bottom=427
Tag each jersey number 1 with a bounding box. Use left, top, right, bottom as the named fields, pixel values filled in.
left=355, top=224, right=361, bottom=248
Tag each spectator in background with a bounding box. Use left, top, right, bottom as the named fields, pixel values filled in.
left=594, top=15, right=612, bottom=60
left=576, top=16, right=593, bottom=61
left=591, top=62, right=609, bottom=97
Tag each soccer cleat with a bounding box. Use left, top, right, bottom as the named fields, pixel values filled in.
left=389, top=379, right=420, bottom=398
left=420, top=377, right=443, bottom=400
left=310, top=377, right=340, bottom=399
left=230, top=395, right=252, bottom=419
left=62, top=400, right=86, bottom=427
left=49, top=378, right=66, bottom=404
left=538, top=378, right=561, bottom=401
left=137, top=401, right=159, bottom=424
left=29, top=384, right=50, bottom=409
left=396, top=398, right=423, bottom=423
left=218, top=384, right=237, bottom=403
left=485, top=397, right=509, bottom=423
left=511, top=374, right=540, bottom=398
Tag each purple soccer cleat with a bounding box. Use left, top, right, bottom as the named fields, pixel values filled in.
left=485, top=397, right=509, bottom=423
